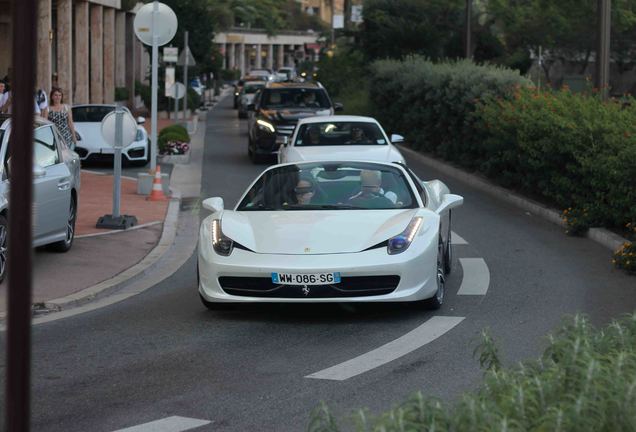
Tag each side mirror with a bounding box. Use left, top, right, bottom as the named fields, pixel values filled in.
left=247, top=103, right=255, bottom=111
left=136, top=117, right=146, bottom=125
left=436, top=194, right=463, bottom=215
left=390, top=134, right=405, bottom=144
left=333, top=102, right=344, bottom=112
left=33, top=163, right=46, bottom=178
left=202, top=197, right=224, bottom=213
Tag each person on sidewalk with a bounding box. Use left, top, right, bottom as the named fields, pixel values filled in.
left=35, top=88, right=49, bottom=118
left=48, top=87, right=77, bottom=149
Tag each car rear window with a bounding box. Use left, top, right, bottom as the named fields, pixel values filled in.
left=72, top=106, right=114, bottom=122
left=295, top=122, right=387, bottom=147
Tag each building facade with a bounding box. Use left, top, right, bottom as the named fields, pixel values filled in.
left=214, top=29, right=321, bottom=77
left=0, top=0, right=149, bottom=107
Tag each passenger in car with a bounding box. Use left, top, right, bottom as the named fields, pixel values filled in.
left=348, top=170, right=395, bottom=208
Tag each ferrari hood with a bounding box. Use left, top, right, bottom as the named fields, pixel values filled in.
left=221, top=209, right=419, bottom=254
left=290, top=145, right=404, bottom=163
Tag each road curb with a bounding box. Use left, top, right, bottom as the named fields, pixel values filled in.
left=399, top=146, right=630, bottom=252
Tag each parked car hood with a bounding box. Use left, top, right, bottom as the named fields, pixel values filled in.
left=220, top=209, right=418, bottom=254
left=75, top=123, right=142, bottom=150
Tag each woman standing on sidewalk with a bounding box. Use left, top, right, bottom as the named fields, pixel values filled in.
left=48, top=87, right=77, bottom=149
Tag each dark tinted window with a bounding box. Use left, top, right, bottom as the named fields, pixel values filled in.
left=261, top=88, right=331, bottom=109
left=72, top=106, right=115, bottom=122
left=295, top=122, right=387, bottom=147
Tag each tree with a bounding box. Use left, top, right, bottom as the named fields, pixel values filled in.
left=360, top=0, right=465, bottom=61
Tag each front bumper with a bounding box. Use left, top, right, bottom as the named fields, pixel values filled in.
left=198, top=226, right=438, bottom=303
left=76, top=140, right=148, bottom=162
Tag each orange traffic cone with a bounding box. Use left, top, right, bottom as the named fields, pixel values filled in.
left=147, top=166, right=168, bottom=201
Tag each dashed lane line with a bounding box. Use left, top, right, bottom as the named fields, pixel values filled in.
left=112, top=416, right=211, bottom=432
left=451, top=231, right=468, bottom=245
left=457, top=258, right=490, bottom=295
left=305, top=316, right=465, bottom=381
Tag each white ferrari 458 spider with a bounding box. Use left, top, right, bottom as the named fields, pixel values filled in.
left=198, top=161, right=463, bottom=309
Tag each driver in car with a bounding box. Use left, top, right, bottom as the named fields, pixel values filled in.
left=348, top=170, right=395, bottom=208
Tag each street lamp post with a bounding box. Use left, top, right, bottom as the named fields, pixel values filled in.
left=597, top=0, right=611, bottom=101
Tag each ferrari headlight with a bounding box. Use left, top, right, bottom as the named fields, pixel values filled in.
left=211, top=219, right=234, bottom=256
left=257, top=119, right=275, bottom=133
left=387, top=217, right=422, bottom=255
left=135, top=129, right=144, bottom=142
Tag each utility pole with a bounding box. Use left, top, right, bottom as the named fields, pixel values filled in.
left=465, top=0, right=472, bottom=59
left=6, top=0, right=36, bottom=429
left=182, top=30, right=189, bottom=121
left=597, top=0, right=611, bottom=100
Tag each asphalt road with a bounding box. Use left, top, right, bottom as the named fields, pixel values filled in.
left=1, top=96, right=634, bottom=432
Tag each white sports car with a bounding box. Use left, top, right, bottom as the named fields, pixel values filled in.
left=277, top=116, right=406, bottom=165
left=72, top=104, right=149, bottom=166
left=198, top=161, right=463, bottom=308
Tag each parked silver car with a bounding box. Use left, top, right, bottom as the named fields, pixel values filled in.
left=0, top=115, right=82, bottom=282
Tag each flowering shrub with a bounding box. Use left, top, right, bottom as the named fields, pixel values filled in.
left=161, top=140, right=190, bottom=155
left=613, top=223, right=636, bottom=273
left=561, top=207, right=591, bottom=236
left=158, top=125, right=190, bottom=155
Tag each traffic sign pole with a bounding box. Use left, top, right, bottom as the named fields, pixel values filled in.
left=113, top=107, right=123, bottom=218
left=150, top=0, right=159, bottom=172
left=182, top=30, right=189, bottom=122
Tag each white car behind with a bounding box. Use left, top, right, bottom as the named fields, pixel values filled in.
left=72, top=104, right=149, bottom=166
left=278, top=116, right=406, bottom=165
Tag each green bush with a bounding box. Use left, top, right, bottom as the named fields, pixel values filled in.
left=368, top=57, right=530, bottom=168
left=475, top=87, right=636, bottom=231
left=159, top=124, right=190, bottom=142
left=158, top=131, right=188, bottom=154
left=309, top=313, right=636, bottom=431
left=219, top=68, right=241, bottom=82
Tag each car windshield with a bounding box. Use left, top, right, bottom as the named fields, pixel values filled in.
left=295, top=121, right=387, bottom=147
left=237, top=162, right=417, bottom=211
left=261, top=89, right=331, bottom=109
left=244, top=83, right=265, bottom=94
left=72, top=106, right=116, bottom=122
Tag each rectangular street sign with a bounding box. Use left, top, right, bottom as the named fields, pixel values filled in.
left=163, top=47, right=178, bottom=63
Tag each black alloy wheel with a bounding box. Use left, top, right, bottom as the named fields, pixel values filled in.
left=426, top=235, right=446, bottom=310
left=50, top=196, right=76, bottom=252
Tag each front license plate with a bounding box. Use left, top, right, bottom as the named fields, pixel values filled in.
left=272, top=272, right=341, bottom=285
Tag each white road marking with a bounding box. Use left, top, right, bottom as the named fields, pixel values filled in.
left=113, top=416, right=210, bottom=432
left=457, top=258, right=490, bottom=295
left=306, top=316, right=465, bottom=381
left=451, top=231, right=468, bottom=245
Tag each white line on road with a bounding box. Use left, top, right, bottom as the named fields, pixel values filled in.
left=113, top=416, right=210, bottom=432
left=457, top=258, right=490, bottom=295
left=451, top=231, right=468, bottom=245
left=306, top=316, right=465, bottom=381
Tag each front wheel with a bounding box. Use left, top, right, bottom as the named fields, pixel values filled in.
left=425, top=235, right=446, bottom=310
left=49, top=196, right=76, bottom=253
left=0, top=215, right=7, bottom=283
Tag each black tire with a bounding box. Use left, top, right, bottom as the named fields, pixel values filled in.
left=444, top=212, right=453, bottom=275
left=425, top=235, right=446, bottom=310
left=49, top=195, right=76, bottom=253
left=0, top=215, right=7, bottom=283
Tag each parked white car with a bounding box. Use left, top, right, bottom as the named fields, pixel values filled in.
left=72, top=104, right=149, bottom=166
left=278, top=116, right=406, bottom=165
left=197, top=160, right=463, bottom=309
left=0, top=115, right=82, bottom=281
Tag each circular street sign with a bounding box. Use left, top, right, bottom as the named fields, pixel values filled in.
left=101, top=109, right=139, bottom=148
left=169, top=82, right=186, bottom=100
left=134, top=2, right=178, bottom=46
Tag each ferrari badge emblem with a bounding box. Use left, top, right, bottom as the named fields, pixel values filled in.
left=302, top=285, right=310, bottom=296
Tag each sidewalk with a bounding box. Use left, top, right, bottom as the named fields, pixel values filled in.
left=0, top=100, right=213, bottom=317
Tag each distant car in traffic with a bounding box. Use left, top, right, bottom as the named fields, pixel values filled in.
left=278, top=116, right=405, bottom=165
left=277, top=67, right=296, bottom=81
left=246, top=81, right=343, bottom=163
left=0, top=115, right=82, bottom=281
left=233, top=75, right=269, bottom=109
left=237, top=81, right=266, bottom=119
left=72, top=104, right=149, bottom=166
left=197, top=160, right=463, bottom=309
left=249, top=68, right=275, bottom=81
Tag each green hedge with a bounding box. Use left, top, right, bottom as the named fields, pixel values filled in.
left=309, top=313, right=636, bottom=431
left=367, top=57, right=635, bottom=232
left=475, top=88, right=636, bottom=230
left=369, top=57, right=530, bottom=167
left=159, top=124, right=190, bottom=142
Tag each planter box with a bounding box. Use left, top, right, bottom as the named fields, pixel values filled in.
left=137, top=172, right=170, bottom=196
left=158, top=151, right=191, bottom=165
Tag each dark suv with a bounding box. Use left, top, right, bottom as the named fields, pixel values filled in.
left=246, top=81, right=342, bottom=163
